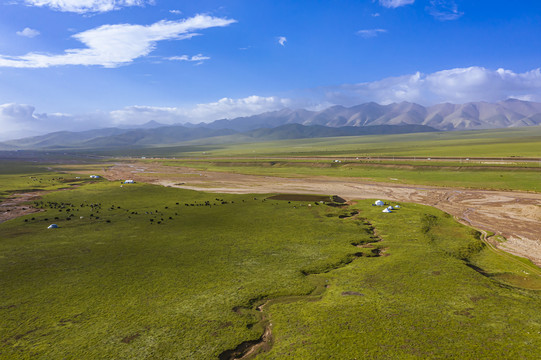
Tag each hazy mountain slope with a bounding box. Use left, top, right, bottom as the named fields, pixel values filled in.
left=81, top=126, right=238, bottom=148
left=243, top=123, right=436, bottom=140
left=0, top=124, right=437, bottom=150
left=195, top=108, right=313, bottom=132
left=2, top=128, right=130, bottom=149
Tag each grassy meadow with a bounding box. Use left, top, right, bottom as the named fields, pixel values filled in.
left=91, top=126, right=541, bottom=158
left=0, top=160, right=104, bottom=202
left=2, top=167, right=541, bottom=359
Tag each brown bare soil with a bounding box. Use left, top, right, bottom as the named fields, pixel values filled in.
left=103, top=162, right=541, bottom=265
left=0, top=192, right=44, bottom=224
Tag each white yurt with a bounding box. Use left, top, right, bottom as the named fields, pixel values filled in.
left=375, top=200, right=384, bottom=206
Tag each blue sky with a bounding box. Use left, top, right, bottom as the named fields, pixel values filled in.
left=1, top=0, right=541, bottom=139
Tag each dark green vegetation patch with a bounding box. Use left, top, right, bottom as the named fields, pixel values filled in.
left=266, top=194, right=346, bottom=204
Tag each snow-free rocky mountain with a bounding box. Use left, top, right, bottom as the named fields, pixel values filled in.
left=1, top=99, right=541, bottom=150
left=193, top=99, right=541, bottom=132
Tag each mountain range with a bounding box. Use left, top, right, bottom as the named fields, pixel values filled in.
left=192, top=99, right=541, bottom=132
left=1, top=99, right=540, bottom=150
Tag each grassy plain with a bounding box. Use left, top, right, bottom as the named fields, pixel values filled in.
left=0, top=160, right=101, bottom=201
left=92, top=126, right=541, bottom=158
left=2, top=165, right=541, bottom=359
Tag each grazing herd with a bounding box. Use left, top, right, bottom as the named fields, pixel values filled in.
left=28, top=195, right=356, bottom=230
left=31, top=197, right=248, bottom=228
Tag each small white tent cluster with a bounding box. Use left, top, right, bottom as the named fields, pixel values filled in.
left=90, top=175, right=100, bottom=179
left=375, top=200, right=401, bottom=213
left=124, top=180, right=135, bottom=184
left=382, top=205, right=401, bottom=213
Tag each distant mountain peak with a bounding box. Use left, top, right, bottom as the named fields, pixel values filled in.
left=139, top=120, right=168, bottom=129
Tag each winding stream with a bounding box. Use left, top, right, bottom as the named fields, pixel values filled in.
left=218, top=217, right=383, bottom=360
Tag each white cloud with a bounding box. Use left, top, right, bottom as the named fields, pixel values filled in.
left=0, top=103, right=44, bottom=140
left=169, top=9, right=182, bottom=15
left=320, top=67, right=541, bottom=106
left=356, top=29, right=387, bottom=38
left=379, top=0, right=415, bottom=8
left=278, top=36, right=287, bottom=46
left=0, top=103, right=114, bottom=140
left=16, top=27, right=40, bottom=38
left=110, top=96, right=293, bottom=125
left=0, top=103, right=37, bottom=125
left=427, top=0, right=463, bottom=21
left=167, top=54, right=210, bottom=64
left=371, top=13, right=381, bottom=17
left=23, top=0, right=149, bottom=13
left=0, top=15, right=236, bottom=68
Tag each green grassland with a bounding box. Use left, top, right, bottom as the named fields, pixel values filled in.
left=2, top=173, right=541, bottom=359
left=260, top=203, right=541, bottom=359
left=195, top=127, right=541, bottom=158
left=0, top=160, right=102, bottom=201
left=91, top=126, right=541, bottom=158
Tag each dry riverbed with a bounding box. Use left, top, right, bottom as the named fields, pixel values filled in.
left=99, top=161, right=540, bottom=266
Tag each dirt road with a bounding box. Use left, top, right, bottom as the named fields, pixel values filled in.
left=104, top=162, right=541, bottom=265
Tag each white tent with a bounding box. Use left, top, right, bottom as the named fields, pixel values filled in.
left=387, top=206, right=394, bottom=210
left=90, top=175, right=100, bottom=179
left=375, top=200, right=384, bottom=206
left=395, top=205, right=401, bottom=209
left=382, top=208, right=392, bottom=213
left=48, top=224, right=58, bottom=229
left=124, top=180, right=135, bottom=184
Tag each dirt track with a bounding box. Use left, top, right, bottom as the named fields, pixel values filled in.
left=104, top=162, right=541, bottom=265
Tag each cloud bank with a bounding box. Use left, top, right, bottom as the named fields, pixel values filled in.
left=110, top=96, right=293, bottom=125
left=23, top=0, right=150, bottom=13
left=2, top=67, right=541, bottom=140
left=0, top=103, right=85, bottom=140
left=320, top=67, right=541, bottom=106
left=0, top=96, right=293, bottom=140
left=0, top=15, right=236, bottom=68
